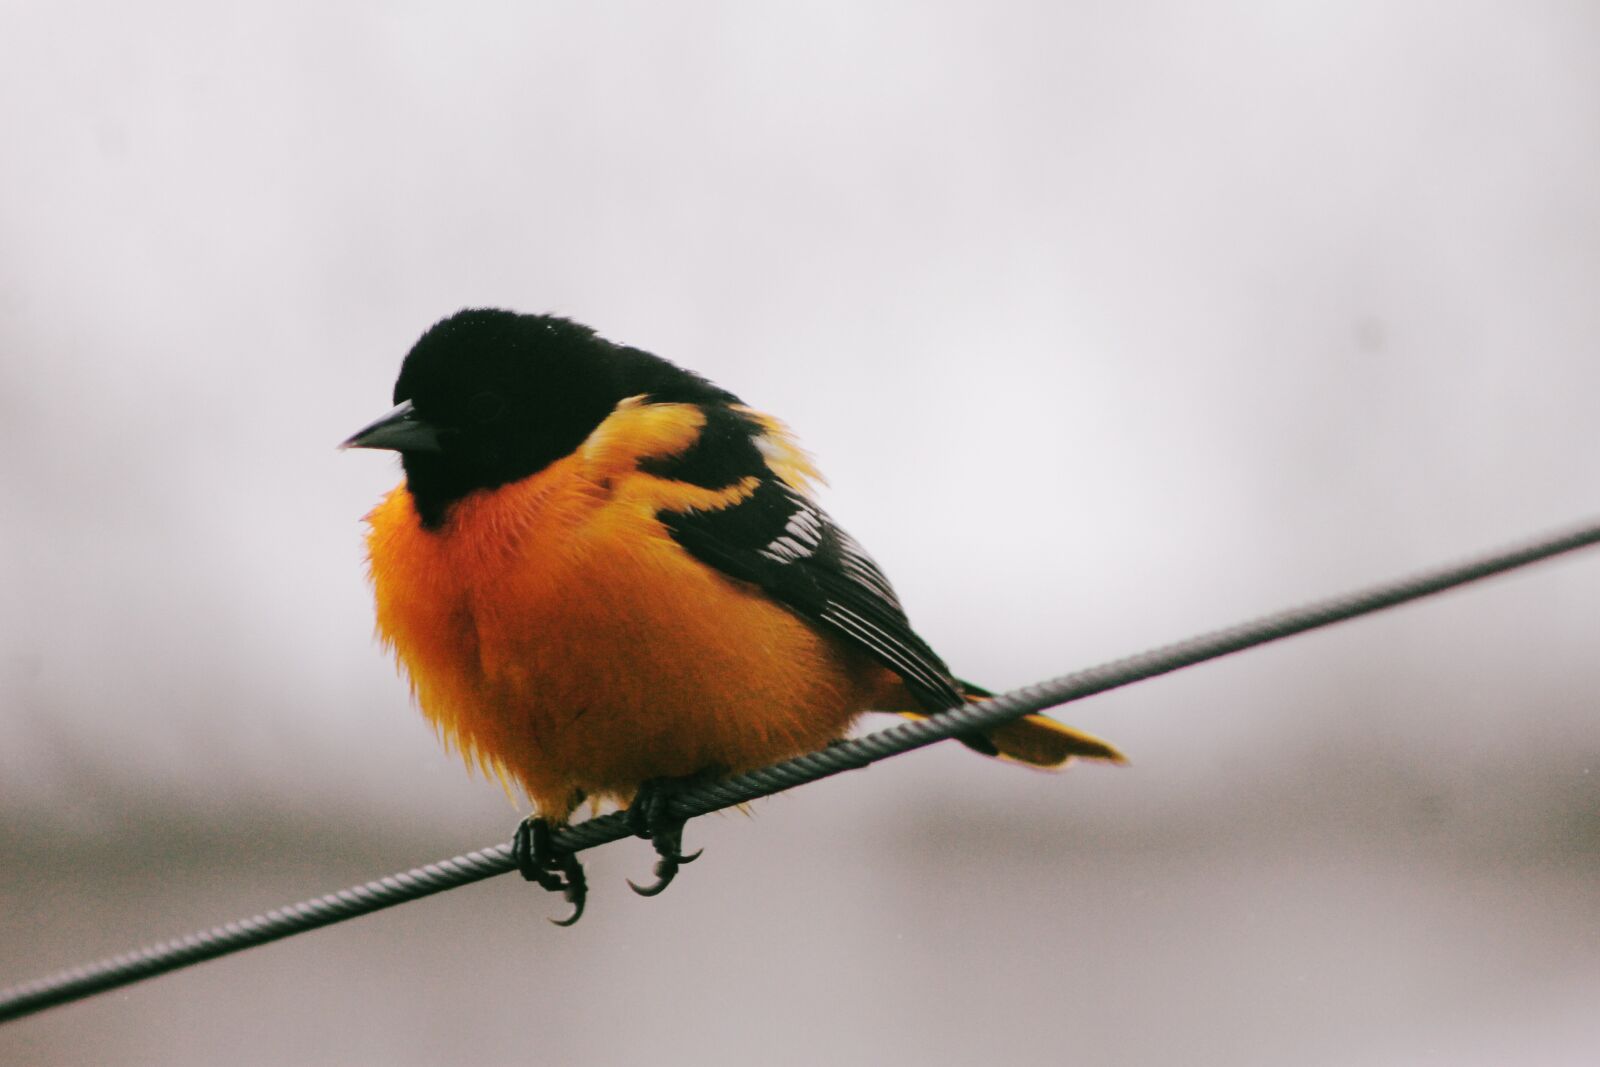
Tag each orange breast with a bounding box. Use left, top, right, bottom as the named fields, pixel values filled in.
left=365, top=403, right=879, bottom=818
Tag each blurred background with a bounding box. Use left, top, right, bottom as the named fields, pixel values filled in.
left=2, top=2, right=1597, bottom=1064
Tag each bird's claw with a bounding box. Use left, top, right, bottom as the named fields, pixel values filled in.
left=511, top=816, right=588, bottom=926
left=627, top=845, right=703, bottom=897
left=625, top=779, right=702, bottom=898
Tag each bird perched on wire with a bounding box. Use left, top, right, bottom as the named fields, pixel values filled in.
left=344, top=309, right=1125, bottom=924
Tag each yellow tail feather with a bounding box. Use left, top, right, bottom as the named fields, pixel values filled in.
left=896, top=709, right=1128, bottom=770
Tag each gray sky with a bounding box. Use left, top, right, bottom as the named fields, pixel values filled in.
left=3, top=3, right=1598, bottom=1064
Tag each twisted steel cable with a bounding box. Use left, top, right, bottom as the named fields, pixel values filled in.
left=3, top=516, right=1597, bottom=1024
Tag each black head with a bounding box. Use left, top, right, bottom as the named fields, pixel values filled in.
left=344, top=309, right=735, bottom=527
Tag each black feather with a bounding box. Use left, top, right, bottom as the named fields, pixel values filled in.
left=654, top=413, right=967, bottom=715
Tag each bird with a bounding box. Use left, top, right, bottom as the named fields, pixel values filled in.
left=344, top=309, right=1125, bottom=923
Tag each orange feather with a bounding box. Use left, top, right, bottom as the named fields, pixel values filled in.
left=367, top=399, right=886, bottom=819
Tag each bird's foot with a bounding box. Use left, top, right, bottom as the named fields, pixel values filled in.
left=625, top=778, right=704, bottom=898
left=511, top=816, right=588, bottom=926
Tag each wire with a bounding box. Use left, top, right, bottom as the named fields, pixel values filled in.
left=2, top=516, right=1597, bottom=1024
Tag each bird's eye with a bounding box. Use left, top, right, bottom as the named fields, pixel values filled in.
left=467, top=391, right=507, bottom=424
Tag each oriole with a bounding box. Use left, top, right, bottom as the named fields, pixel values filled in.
left=345, top=309, right=1124, bottom=923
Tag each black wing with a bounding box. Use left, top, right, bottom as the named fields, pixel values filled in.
left=646, top=405, right=967, bottom=715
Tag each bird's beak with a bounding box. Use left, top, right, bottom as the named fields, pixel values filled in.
left=340, top=399, right=444, bottom=453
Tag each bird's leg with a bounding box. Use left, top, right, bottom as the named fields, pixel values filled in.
left=511, top=816, right=588, bottom=926
left=626, top=778, right=705, bottom=898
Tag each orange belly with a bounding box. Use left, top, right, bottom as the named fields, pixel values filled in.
left=365, top=459, right=885, bottom=818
